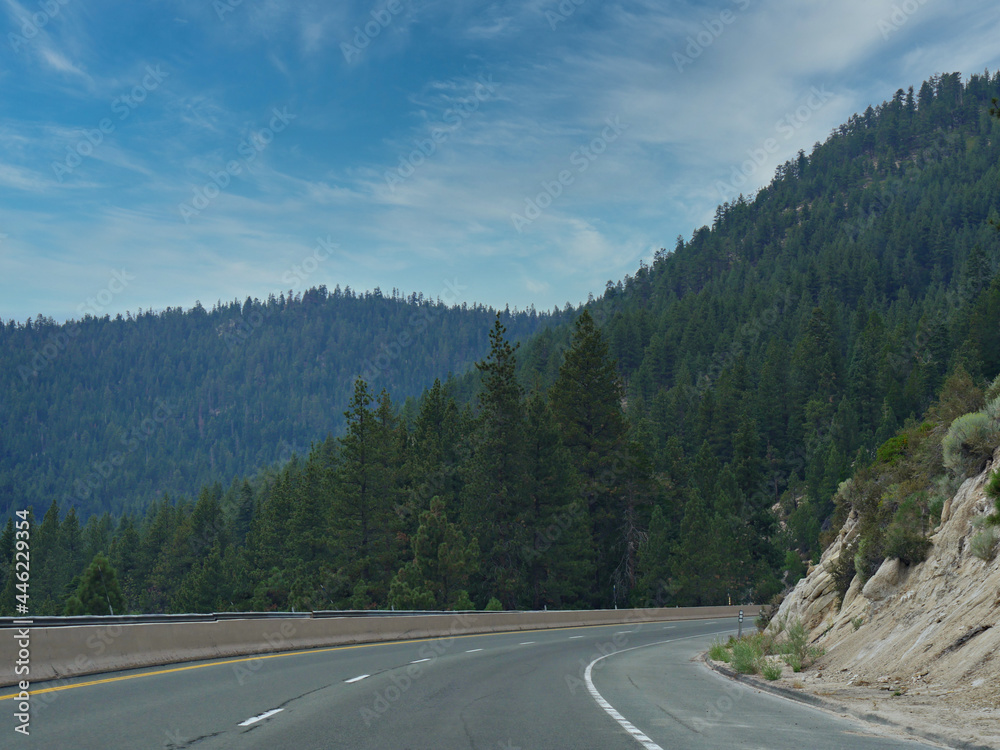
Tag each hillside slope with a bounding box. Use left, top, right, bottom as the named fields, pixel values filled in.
left=517, top=70, right=1000, bottom=566
left=0, top=290, right=570, bottom=519
left=770, top=448, right=1000, bottom=747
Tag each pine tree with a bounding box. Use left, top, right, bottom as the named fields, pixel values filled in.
left=463, top=314, right=530, bottom=607
left=549, top=310, right=628, bottom=606
left=668, top=490, right=723, bottom=606
left=64, top=553, right=126, bottom=616
left=332, top=379, right=401, bottom=605
left=522, top=391, right=593, bottom=608
left=389, top=497, right=478, bottom=610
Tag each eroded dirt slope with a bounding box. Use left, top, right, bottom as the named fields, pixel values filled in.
left=769, top=450, right=1000, bottom=747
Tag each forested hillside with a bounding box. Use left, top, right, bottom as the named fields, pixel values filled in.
left=557, top=70, right=1000, bottom=559
left=3, top=71, right=1000, bottom=617
left=0, top=289, right=572, bottom=519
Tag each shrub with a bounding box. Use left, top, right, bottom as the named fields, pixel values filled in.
left=484, top=597, right=503, bottom=611
left=831, top=539, right=857, bottom=604
left=883, top=498, right=932, bottom=565
left=986, top=468, right=1000, bottom=525
left=761, top=660, right=783, bottom=680
left=784, top=652, right=802, bottom=672
left=777, top=618, right=825, bottom=669
left=853, top=535, right=884, bottom=588
left=708, top=640, right=730, bottom=662
left=986, top=374, right=1000, bottom=404
left=928, top=494, right=945, bottom=525
left=969, top=526, right=998, bottom=562
left=876, top=435, right=908, bottom=465
left=730, top=639, right=762, bottom=675
left=942, top=412, right=1000, bottom=478
left=985, top=396, right=1000, bottom=425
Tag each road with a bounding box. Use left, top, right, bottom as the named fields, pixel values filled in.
left=2, top=618, right=940, bottom=749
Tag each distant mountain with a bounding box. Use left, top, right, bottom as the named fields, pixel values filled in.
left=0, top=287, right=573, bottom=519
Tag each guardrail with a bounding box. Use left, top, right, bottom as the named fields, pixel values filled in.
left=0, top=610, right=465, bottom=629
left=0, top=605, right=759, bottom=688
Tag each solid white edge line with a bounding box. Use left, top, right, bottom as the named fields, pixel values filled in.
left=344, top=674, right=370, bottom=683
left=238, top=708, right=284, bottom=727
left=583, top=629, right=735, bottom=750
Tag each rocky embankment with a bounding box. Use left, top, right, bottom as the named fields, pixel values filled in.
left=769, top=451, right=1000, bottom=748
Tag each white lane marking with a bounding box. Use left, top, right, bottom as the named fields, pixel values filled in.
left=409, top=658, right=431, bottom=664
left=519, top=641, right=536, bottom=645
left=569, top=636, right=584, bottom=639
left=238, top=708, right=284, bottom=726
left=465, top=648, right=483, bottom=653
left=616, top=631, right=634, bottom=634
left=344, top=674, right=370, bottom=683
left=663, top=626, right=676, bottom=630
left=584, top=630, right=733, bottom=750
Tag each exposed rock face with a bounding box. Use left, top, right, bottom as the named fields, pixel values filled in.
left=860, top=557, right=902, bottom=601
left=770, top=450, right=1000, bottom=714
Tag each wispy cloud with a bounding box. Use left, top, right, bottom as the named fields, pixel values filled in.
left=2, top=0, right=1000, bottom=322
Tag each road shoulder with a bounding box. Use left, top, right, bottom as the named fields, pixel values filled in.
left=703, top=654, right=996, bottom=750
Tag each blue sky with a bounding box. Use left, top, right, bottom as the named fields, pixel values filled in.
left=3, top=0, right=1000, bottom=323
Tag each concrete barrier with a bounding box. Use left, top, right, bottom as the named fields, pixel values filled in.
left=0, top=605, right=759, bottom=688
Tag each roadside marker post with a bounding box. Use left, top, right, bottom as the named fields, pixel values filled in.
left=738, top=609, right=743, bottom=639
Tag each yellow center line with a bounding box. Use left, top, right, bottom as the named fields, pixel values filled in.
left=0, top=619, right=691, bottom=701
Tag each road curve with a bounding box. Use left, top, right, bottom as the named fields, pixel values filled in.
left=2, top=618, right=939, bottom=749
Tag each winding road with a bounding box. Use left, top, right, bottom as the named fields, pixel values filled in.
left=3, top=618, right=939, bottom=749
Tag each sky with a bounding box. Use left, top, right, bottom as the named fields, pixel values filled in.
left=2, top=0, right=1000, bottom=324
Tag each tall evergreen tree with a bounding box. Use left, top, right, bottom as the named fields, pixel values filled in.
left=550, top=310, right=629, bottom=606
left=463, top=314, right=530, bottom=607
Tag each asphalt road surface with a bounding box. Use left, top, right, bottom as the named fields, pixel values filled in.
left=1, top=618, right=941, bottom=749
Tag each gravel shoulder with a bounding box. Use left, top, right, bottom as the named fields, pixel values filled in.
left=705, top=654, right=1000, bottom=749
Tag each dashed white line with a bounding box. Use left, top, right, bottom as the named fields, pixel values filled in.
left=569, top=635, right=584, bottom=639
left=615, top=631, right=634, bottom=635
left=465, top=648, right=483, bottom=653
left=519, top=641, right=536, bottom=645
left=409, top=658, right=431, bottom=664
left=238, top=708, right=284, bottom=727
left=344, top=674, right=370, bottom=683
left=663, top=626, right=676, bottom=630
